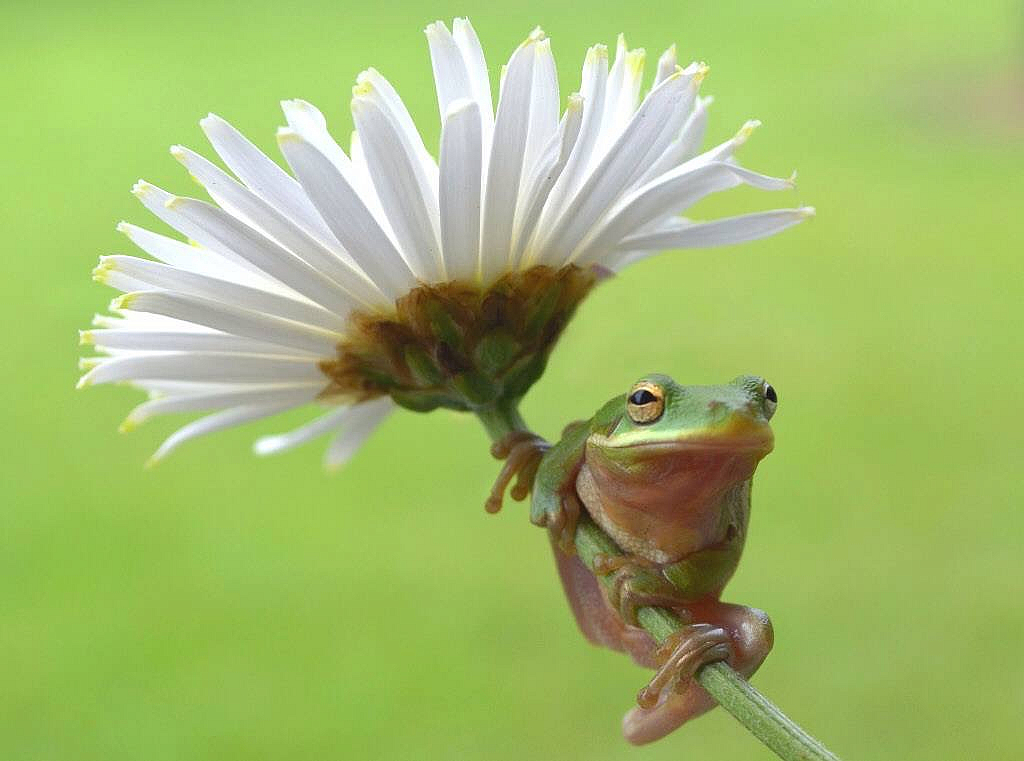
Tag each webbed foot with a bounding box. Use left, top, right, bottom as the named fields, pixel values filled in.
left=486, top=431, right=548, bottom=514
left=622, top=603, right=774, bottom=745
left=636, top=624, right=732, bottom=709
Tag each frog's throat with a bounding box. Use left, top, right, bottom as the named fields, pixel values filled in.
left=577, top=455, right=756, bottom=566
left=317, top=264, right=599, bottom=413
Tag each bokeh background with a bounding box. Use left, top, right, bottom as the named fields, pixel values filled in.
left=3, top=1, right=1022, bottom=759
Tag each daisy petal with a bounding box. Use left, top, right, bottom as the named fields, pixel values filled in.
left=78, top=352, right=325, bottom=388
left=613, top=207, right=816, bottom=264
left=574, top=162, right=795, bottom=265
left=452, top=18, right=494, bottom=143
left=439, top=99, right=483, bottom=281
left=479, top=30, right=543, bottom=282
left=276, top=129, right=418, bottom=298
left=521, top=38, right=560, bottom=190
left=96, top=256, right=348, bottom=332
left=85, top=329, right=312, bottom=356
left=512, top=94, right=584, bottom=264
left=351, top=89, right=444, bottom=281
left=168, top=196, right=370, bottom=312
left=199, top=113, right=336, bottom=243
left=532, top=70, right=689, bottom=266
left=124, top=384, right=323, bottom=429
left=114, top=291, right=340, bottom=356
left=426, top=21, right=474, bottom=121
left=254, top=404, right=355, bottom=455
left=171, top=143, right=376, bottom=296
left=324, top=397, right=394, bottom=469
left=148, top=402, right=297, bottom=465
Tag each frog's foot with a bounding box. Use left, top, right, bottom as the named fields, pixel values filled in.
left=485, top=432, right=548, bottom=514
left=621, top=603, right=774, bottom=745
left=596, top=557, right=693, bottom=627
left=635, top=624, right=732, bottom=710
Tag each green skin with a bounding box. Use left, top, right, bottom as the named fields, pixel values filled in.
left=532, top=374, right=778, bottom=745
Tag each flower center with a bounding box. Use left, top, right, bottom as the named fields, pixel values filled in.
left=319, top=264, right=599, bottom=412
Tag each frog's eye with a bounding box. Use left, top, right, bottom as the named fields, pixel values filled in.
left=762, top=382, right=778, bottom=420
left=627, top=382, right=665, bottom=424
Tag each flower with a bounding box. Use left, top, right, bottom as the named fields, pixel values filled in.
left=79, top=19, right=813, bottom=468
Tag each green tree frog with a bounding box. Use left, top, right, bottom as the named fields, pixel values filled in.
left=517, top=374, right=778, bottom=744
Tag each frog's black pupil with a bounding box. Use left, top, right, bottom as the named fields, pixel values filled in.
left=764, top=384, right=778, bottom=403
left=630, top=389, right=657, bottom=405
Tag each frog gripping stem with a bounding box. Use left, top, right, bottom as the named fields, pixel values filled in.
left=477, top=406, right=842, bottom=761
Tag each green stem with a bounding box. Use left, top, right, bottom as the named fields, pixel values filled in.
left=477, top=406, right=842, bottom=761
left=476, top=400, right=529, bottom=440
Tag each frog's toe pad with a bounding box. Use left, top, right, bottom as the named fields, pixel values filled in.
left=636, top=624, right=732, bottom=709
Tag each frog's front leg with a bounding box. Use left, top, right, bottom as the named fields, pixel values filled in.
left=530, top=420, right=590, bottom=551
left=622, top=601, right=774, bottom=745
left=485, top=431, right=548, bottom=514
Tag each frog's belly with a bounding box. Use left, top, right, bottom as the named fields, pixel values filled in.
left=576, top=463, right=750, bottom=564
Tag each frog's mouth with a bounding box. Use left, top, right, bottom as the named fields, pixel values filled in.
left=613, top=434, right=774, bottom=455
left=591, top=419, right=774, bottom=456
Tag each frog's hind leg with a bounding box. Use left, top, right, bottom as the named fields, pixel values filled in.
left=621, top=601, right=774, bottom=745
left=549, top=538, right=660, bottom=666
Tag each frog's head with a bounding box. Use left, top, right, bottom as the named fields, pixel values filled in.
left=593, top=373, right=777, bottom=458
left=582, top=374, right=777, bottom=558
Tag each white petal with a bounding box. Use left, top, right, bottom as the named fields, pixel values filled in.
left=355, top=69, right=439, bottom=188
left=115, top=291, right=341, bottom=356
left=531, top=71, right=689, bottom=266
left=78, top=352, right=325, bottom=388
left=254, top=404, right=355, bottom=455
left=635, top=95, right=712, bottom=187
left=426, top=21, right=474, bottom=121
left=696, top=119, right=762, bottom=165
left=600, top=35, right=628, bottom=141
left=124, top=384, right=323, bottom=429
left=148, top=402, right=297, bottom=465
left=171, top=144, right=378, bottom=299
left=276, top=129, right=418, bottom=298
left=169, top=196, right=366, bottom=313
left=452, top=18, right=494, bottom=144
left=199, top=113, right=336, bottom=243
left=324, top=397, right=394, bottom=469
left=85, top=329, right=313, bottom=356
left=512, top=94, right=583, bottom=264
left=438, top=99, right=483, bottom=281
left=351, top=89, right=444, bottom=281
left=595, top=36, right=646, bottom=159
left=524, top=45, right=608, bottom=264
left=613, top=207, right=816, bottom=264
left=281, top=100, right=391, bottom=223
left=97, top=256, right=349, bottom=332
left=479, top=31, right=542, bottom=282
left=655, top=44, right=677, bottom=85
left=521, top=38, right=559, bottom=190
left=117, top=221, right=259, bottom=286
left=132, top=181, right=277, bottom=285
left=573, top=162, right=795, bottom=265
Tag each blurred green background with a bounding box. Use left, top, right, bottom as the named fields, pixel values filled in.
left=3, top=1, right=1022, bottom=759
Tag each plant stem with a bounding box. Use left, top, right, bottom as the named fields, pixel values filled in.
left=478, top=405, right=842, bottom=761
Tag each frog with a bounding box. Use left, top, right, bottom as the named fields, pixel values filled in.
left=492, top=373, right=778, bottom=744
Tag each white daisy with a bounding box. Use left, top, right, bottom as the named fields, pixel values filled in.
left=79, top=19, right=813, bottom=468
